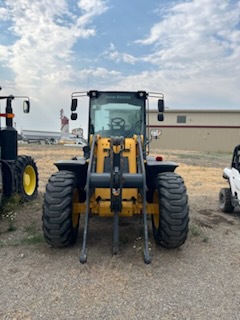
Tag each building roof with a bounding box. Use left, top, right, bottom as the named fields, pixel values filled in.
left=149, top=108, right=240, bottom=114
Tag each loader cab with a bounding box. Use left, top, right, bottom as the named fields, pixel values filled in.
left=70, top=90, right=165, bottom=155
left=87, top=91, right=147, bottom=139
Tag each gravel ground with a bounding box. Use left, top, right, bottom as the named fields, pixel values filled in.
left=0, top=146, right=240, bottom=320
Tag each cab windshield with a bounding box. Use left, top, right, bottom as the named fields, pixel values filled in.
left=89, top=92, right=145, bottom=138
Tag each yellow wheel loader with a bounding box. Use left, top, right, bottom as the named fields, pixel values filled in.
left=42, top=90, right=189, bottom=263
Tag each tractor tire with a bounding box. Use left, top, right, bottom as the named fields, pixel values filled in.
left=219, top=188, right=234, bottom=213
left=151, top=172, right=189, bottom=248
left=15, top=155, right=38, bottom=201
left=42, top=170, right=80, bottom=247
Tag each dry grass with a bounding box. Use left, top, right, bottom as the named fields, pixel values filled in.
left=18, top=144, right=229, bottom=196
left=18, top=144, right=84, bottom=192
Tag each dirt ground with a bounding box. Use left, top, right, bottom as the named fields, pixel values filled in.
left=0, top=145, right=240, bottom=320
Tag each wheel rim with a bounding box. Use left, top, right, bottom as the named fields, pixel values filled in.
left=152, top=190, right=159, bottom=228
left=23, top=165, right=36, bottom=195
left=72, top=189, right=79, bottom=228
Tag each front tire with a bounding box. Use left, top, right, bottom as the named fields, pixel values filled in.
left=42, top=170, right=80, bottom=247
left=219, top=188, right=234, bottom=213
left=15, top=155, right=38, bottom=201
left=152, top=172, right=189, bottom=248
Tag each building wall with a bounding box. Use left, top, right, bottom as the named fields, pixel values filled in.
left=148, top=109, right=240, bottom=152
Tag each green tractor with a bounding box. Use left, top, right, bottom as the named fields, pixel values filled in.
left=42, top=90, right=189, bottom=263
left=0, top=89, right=38, bottom=206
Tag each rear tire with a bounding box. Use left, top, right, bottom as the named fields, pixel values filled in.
left=219, top=188, right=234, bottom=213
left=15, top=155, right=38, bottom=201
left=42, top=170, right=80, bottom=247
left=151, top=172, right=189, bottom=248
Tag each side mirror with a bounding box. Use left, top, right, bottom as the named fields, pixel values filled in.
left=23, top=100, right=30, bottom=113
left=71, top=112, right=77, bottom=120
left=158, top=99, right=164, bottom=112
left=71, top=98, right=78, bottom=111
left=158, top=113, right=164, bottom=121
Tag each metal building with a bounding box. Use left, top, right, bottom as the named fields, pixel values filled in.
left=148, top=109, right=240, bottom=152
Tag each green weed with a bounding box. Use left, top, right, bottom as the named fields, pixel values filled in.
left=20, top=233, right=44, bottom=245
left=190, top=223, right=209, bottom=243
left=0, top=195, right=21, bottom=232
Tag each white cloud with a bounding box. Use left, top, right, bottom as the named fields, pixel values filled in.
left=0, top=0, right=109, bottom=87
left=0, top=45, right=9, bottom=61
left=130, top=0, right=240, bottom=108
left=77, top=67, right=121, bottom=78
left=1, top=0, right=108, bottom=89
left=0, top=0, right=109, bottom=131
left=78, top=0, right=108, bottom=14
left=102, top=43, right=138, bottom=64
left=0, top=6, right=8, bottom=19
left=77, top=0, right=108, bottom=27
left=1, top=0, right=240, bottom=133
left=136, top=0, right=240, bottom=55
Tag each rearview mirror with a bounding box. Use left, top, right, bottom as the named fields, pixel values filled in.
left=71, top=98, right=78, bottom=111
left=71, top=112, right=77, bottom=120
left=158, top=113, right=164, bottom=121
left=23, top=100, right=30, bottom=113
left=158, top=99, right=164, bottom=113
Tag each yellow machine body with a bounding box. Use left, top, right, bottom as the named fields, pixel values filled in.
left=42, top=90, right=189, bottom=264
left=74, top=135, right=159, bottom=218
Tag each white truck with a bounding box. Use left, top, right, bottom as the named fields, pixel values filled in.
left=219, top=145, right=240, bottom=212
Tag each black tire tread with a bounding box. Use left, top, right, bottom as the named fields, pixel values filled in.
left=152, top=172, right=189, bottom=248
left=219, top=188, right=234, bottom=213
left=15, top=155, right=38, bottom=201
left=42, top=170, right=79, bottom=247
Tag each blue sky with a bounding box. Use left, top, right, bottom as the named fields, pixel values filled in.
left=0, top=0, right=240, bottom=134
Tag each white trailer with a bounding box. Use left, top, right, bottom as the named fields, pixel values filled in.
left=20, top=130, right=62, bottom=144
